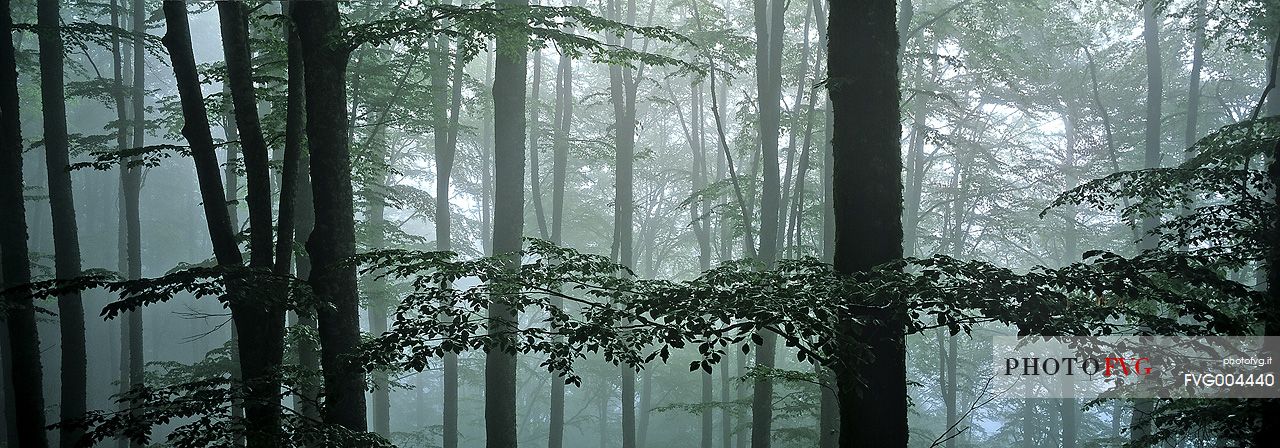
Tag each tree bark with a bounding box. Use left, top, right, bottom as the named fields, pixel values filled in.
left=486, top=0, right=528, bottom=445
left=435, top=11, right=465, bottom=446
left=215, top=3, right=289, bottom=444
left=36, top=0, right=88, bottom=444
left=529, top=45, right=549, bottom=240
left=125, top=2, right=146, bottom=445
left=367, top=166, right=392, bottom=437
left=747, top=0, right=785, bottom=443
left=814, top=2, right=837, bottom=443
left=108, top=4, right=131, bottom=446
left=1184, top=0, right=1206, bottom=155
left=606, top=0, right=639, bottom=445
left=1130, top=1, right=1162, bottom=441
left=0, top=0, right=50, bottom=445
left=481, top=44, right=495, bottom=255
left=547, top=34, right=573, bottom=448
left=294, top=0, right=367, bottom=432
left=828, top=1, right=906, bottom=448
left=280, top=0, right=321, bottom=425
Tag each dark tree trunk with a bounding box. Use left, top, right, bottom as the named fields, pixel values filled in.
left=813, top=2, right=837, bottom=445
left=1, top=0, right=50, bottom=445
left=280, top=0, right=321, bottom=424
left=294, top=1, right=367, bottom=432
left=750, top=0, right=785, bottom=441
left=828, top=1, right=906, bottom=448
left=486, top=0, right=528, bottom=445
left=108, top=3, right=131, bottom=446
left=0, top=318, right=16, bottom=448
left=215, top=2, right=288, bottom=444
left=36, top=0, right=87, bottom=444
left=125, top=2, right=146, bottom=446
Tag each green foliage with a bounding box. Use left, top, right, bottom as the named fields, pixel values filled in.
left=345, top=3, right=697, bottom=73
left=356, top=239, right=1256, bottom=392
left=53, top=377, right=393, bottom=448
left=2, top=264, right=321, bottom=320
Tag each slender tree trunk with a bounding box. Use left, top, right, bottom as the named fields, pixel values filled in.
left=481, top=44, right=495, bottom=255
left=0, top=1, right=50, bottom=445
left=215, top=3, right=288, bottom=444
left=486, top=0, right=528, bottom=445
left=1059, top=107, right=1080, bottom=448
left=279, top=0, right=321, bottom=424
left=125, top=2, right=146, bottom=445
left=689, top=79, right=715, bottom=448
left=37, top=0, right=87, bottom=444
left=828, top=1, right=906, bottom=448
left=108, top=4, right=131, bottom=446
left=367, top=167, right=392, bottom=437
left=902, top=55, right=929, bottom=258
left=1185, top=0, right=1206, bottom=155
left=748, top=0, right=785, bottom=443
left=1130, top=2, right=1162, bottom=442
left=162, top=0, right=251, bottom=438
left=815, top=2, right=837, bottom=443
left=294, top=0, right=367, bottom=432
left=222, top=64, right=246, bottom=447
left=1021, top=384, right=1035, bottom=448
left=606, top=0, right=639, bottom=445
left=434, top=12, right=464, bottom=447
left=721, top=355, right=731, bottom=448
left=547, top=36, right=574, bottom=448
left=0, top=317, right=15, bottom=448
left=777, top=3, right=813, bottom=253
left=638, top=368, right=653, bottom=447
left=529, top=44, right=549, bottom=239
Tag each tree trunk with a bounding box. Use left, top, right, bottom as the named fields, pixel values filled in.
left=1059, top=106, right=1080, bottom=448
left=0, top=317, right=16, bottom=448
left=486, top=0, right=528, bottom=445
left=547, top=37, right=573, bottom=448
left=777, top=3, right=813, bottom=255
left=638, top=368, right=652, bottom=447
left=691, top=79, right=714, bottom=448
left=1130, top=1, right=1163, bottom=442
left=435, top=12, right=465, bottom=446
left=215, top=3, right=288, bottom=444
left=108, top=3, right=131, bottom=446
left=294, top=0, right=367, bottom=432
left=481, top=44, right=495, bottom=255
left=0, top=1, right=50, bottom=445
left=529, top=44, right=549, bottom=240
left=367, top=167, right=392, bottom=437
left=36, top=0, right=87, bottom=444
left=607, top=0, right=639, bottom=445
left=749, top=0, right=785, bottom=443
left=281, top=0, right=321, bottom=424
left=1184, top=0, right=1206, bottom=155
left=126, top=1, right=146, bottom=445
left=828, top=1, right=906, bottom=448
left=814, top=2, right=837, bottom=444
